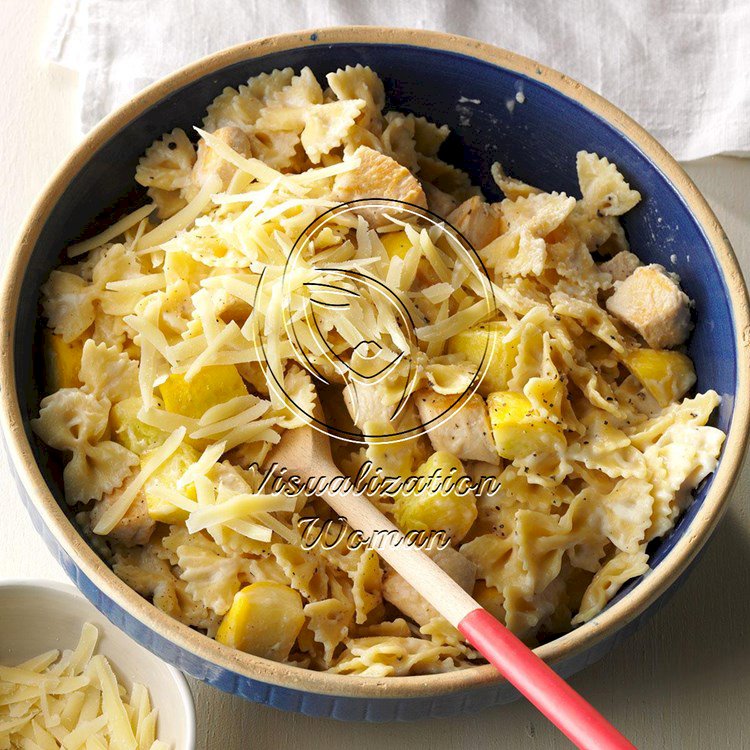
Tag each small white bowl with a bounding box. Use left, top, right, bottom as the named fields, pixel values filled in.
left=0, top=579, right=196, bottom=749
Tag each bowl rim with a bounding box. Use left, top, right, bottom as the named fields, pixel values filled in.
left=0, top=578, right=196, bottom=749
left=1, top=25, right=749, bottom=701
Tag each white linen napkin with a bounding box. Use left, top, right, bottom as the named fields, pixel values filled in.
left=45, top=0, right=750, bottom=161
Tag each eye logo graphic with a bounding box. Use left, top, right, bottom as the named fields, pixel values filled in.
left=253, top=199, right=496, bottom=445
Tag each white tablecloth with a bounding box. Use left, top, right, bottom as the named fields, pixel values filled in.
left=46, top=0, right=750, bottom=161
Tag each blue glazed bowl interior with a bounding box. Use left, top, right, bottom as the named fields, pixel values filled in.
left=16, top=41, right=737, bottom=623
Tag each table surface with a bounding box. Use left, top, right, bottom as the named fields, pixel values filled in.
left=2, top=3, right=749, bottom=748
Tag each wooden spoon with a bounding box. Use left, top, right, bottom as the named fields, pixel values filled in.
left=267, top=420, right=635, bottom=750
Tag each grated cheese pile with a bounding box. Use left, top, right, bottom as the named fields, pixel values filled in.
left=0, top=623, right=168, bottom=749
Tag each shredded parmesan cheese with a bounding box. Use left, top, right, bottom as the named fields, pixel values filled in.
left=138, top=174, right=221, bottom=250
left=68, top=204, right=156, bottom=259
left=0, top=624, right=168, bottom=749
left=92, top=427, right=186, bottom=535
left=194, top=127, right=306, bottom=196
left=185, top=493, right=297, bottom=533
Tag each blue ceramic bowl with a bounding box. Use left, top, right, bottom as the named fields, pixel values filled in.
left=2, top=28, right=749, bottom=721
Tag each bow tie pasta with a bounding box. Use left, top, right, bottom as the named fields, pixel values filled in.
left=33, top=63, right=724, bottom=676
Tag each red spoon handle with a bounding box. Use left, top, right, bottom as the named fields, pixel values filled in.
left=459, top=608, right=636, bottom=750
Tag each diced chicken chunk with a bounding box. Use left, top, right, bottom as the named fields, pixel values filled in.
left=382, top=571, right=436, bottom=626
left=606, top=264, right=691, bottom=349
left=447, top=196, right=505, bottom=250
left=343, top=380, right=432, bottom=465
left=600, top=250, right=641, bottom=282
left=343, top=379, right=388, bottom=429
left=382, top=547, right=477, bottom=626
left=191, top=126, right=253, bottom=193
left=333, top=146, right=427, bottom=226
left=430, top=545, right=477, bottom=592
left=423, top=181, right=458, bottom=217
left=89, top=474, right=155, bottom=547
left=415, top=388, right=499, bottom=464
